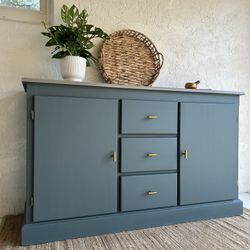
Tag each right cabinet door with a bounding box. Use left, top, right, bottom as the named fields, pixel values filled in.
left=180, top=102, right=238, bottom=205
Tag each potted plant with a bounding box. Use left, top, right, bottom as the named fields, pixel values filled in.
left=42, top=4, right=108, bottom=81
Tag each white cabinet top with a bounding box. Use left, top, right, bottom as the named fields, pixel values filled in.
left=22, top=78, right=244, bottom=96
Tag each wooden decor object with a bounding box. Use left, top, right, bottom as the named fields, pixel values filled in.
left=99, top=29, right=164, bottom=86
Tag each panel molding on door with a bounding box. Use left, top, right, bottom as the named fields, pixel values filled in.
left=33, top=96, right=118, bottom=222
left=180, top=102, right=238, bottom=205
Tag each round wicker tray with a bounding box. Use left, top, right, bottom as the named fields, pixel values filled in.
left=99, top=29, right=164, bottom=86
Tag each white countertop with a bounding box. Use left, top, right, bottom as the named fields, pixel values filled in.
left=22, top=78, right=244, bottom=96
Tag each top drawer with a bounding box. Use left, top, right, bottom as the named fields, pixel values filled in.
left=121, top=100, right=177, bottom=134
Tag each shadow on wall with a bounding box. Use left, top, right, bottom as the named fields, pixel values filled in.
left=0, top=92, right=26, bottom=217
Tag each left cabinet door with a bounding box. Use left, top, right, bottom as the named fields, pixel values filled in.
left=33, top=96, right=118, bottom=222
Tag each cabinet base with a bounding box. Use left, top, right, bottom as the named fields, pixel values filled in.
left=22, top=199, right=243, bottom=246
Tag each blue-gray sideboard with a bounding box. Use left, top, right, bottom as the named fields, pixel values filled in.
left=21, top=78, right=244, bottom=246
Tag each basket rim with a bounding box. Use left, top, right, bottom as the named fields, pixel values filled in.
left=99, top=29, right=164, bottom=86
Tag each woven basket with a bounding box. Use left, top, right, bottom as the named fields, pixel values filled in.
left=99, top=29, right=164, bottom=86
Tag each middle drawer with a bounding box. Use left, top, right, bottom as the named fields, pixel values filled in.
left=121, top=138, right=177, bottom=172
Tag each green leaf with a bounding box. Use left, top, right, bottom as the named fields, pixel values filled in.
left=52, top=46, right=60, bottom=52
left=61, top=5, right=69, bottom=24
left=79, top=49, right=97, bottom=66
left=41, top=32, right=51, bottom=38
left=66, top=5, right=79, bottom=26
left=45, top=38, right=57, bottom=47
left=85, top=24, right=94, bottom=32
left=68, top=5, right=75, bottom=26
left=48, top=26, right=61, bottom=34
left=86, top=56, right=97, bottom=67
left=94, top=27, right=108, bottom=38
left=52, top=51, right=70, bottom=59
left=80, top=9, right=88, bottom=20
left=84, top=41, right=94, bottom=49
left=75, top=9, right=88, bottom=25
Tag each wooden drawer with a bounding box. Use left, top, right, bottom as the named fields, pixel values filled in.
left=121, top=100, right=177, bottom=134
left=121, top=174, right=177, bottom=211
left=121, top=138, right=177, bottom=172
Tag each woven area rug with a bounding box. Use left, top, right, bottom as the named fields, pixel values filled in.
left=0, top=210, right=250, bottom=250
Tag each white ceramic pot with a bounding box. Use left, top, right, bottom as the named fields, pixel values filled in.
left=60, top=56, right=86, bottom=82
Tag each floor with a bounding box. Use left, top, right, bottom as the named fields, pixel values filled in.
left=2, top=212, right=250, bottom=249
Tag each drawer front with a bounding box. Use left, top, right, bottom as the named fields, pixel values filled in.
left=121, top=138, right=177, bottom=172
left=121, top=174, right=177, bottom=211
left=121, top=100, right=177, bottom=134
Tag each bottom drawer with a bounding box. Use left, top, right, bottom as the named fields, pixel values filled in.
left=121, top=174, right=177, bottom=212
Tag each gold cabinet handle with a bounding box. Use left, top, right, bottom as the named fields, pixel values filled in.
left=147, top=191, right=158, bottom=196
left=147, top=115, right=158, bottom=120
left=182, top=150, right=188, bottom=159
left=147, top=153, right=158, bottom=157
left=112, top=152, right=117, bottom=162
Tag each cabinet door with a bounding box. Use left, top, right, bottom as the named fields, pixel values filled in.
left=180, top=102, right=238, bottom=205
left=33, top=96, right=117, bottom=222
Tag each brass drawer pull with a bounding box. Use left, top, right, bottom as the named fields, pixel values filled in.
left=147, top=191, right=158, bottom=196
left=112, top=152, right=117, bottom=162
left=147, top=115, right=158, bottom=120
left=147, top=153, right=158, bottom=157
left=182, top=150, right=188, bottom=159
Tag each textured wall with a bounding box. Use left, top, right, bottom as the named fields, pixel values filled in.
left=0, top=0, right=249, bottom=217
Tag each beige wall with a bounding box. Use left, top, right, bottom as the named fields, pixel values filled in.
left=0, top=0, right=249, bottom=217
